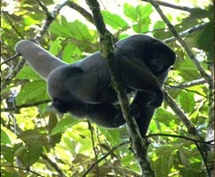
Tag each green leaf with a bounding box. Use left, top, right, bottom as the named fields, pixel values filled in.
left=179, top=91, right=195, bottom=113
left=16, top=80, right=48, bottom=104
left=136, top=4, right=153, bottom=20
left=155, top=108, right=177, bottom=126
left=123, top=3, right=137, bottom=21
left=49, top=37, right=63, bottom=55
left=153, top=21, right=166, bottom=30
left=62, top=42, right=81, bottom=63
left=51, top=116, right=80, bottom=135
left=49, top=19, right=73, bottom=37
left=1, top=129, right=12, bottom=145
left=132, top=4, right=153, bottom=33
left=178, top=59, right=201, bottom=81
left=16, top=66, right=42, bottom=80
left=14, top=140, right=43, bottom=167
left=1, top=145, right=14, bottom=162
left=132, top=19, right=150, bottom=33
left=67, top=20, right=93, bottom=40
left=102, top=11, right=129, bottom=29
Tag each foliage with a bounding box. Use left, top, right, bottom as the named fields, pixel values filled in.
left=1, top=0, right=213, bottom=177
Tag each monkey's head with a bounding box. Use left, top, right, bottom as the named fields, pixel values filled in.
left=147, top=40, right=176, bottom=77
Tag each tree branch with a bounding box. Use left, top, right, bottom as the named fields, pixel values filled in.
left=163, top=91, right=201, bottom=138
left=66, top=1, right=94, bottom=23
left=83, top=141, right=129, bottom=177
left=164, top=22, right=208, bottom=43
left=142, top=0, right=197, bottom=12
left=86, top=0, right=155, bottom=176
left=1, top=99, right=51, bottom=112
left=169, top=78, right=206, bottom=88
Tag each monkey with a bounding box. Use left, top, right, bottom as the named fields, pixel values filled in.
left=15, top=34, right=175, bottom=137
left=15, top=41, right=124, bottom=128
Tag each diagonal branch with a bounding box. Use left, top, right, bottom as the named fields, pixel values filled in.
left=66, top=1, right=94, bottom=23
left=142, top=0, right=198, bottom=12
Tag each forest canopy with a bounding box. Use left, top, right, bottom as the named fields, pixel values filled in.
left=1, top=0, right=214, bottom=177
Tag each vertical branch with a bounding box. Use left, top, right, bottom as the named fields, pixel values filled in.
left=85, top=0, right=155, bottom=176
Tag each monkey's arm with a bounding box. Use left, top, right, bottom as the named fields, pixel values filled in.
left=15, top=40, right=67, bottom=80
left=116, top=55, right=163, bottom=108
left=130, top=70, right=169, bottom=137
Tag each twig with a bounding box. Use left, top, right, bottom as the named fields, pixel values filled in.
left=66, top=1, right=94, bottom=23
left=147, top=133, right=214, bottom=144
left=2, top=11, right=24, bottom=39
left=2, top=165, right=44, bottom=177
left=0, top=53, right=21, bottom=66
left=163, top=91, right=201, bottom=137
left=164, top=22, right=208, bottom=43
left=1, top=99, right=51, bottom=112
left=169, top=78, right=206, bottom=88
left=34, top=0, right=68, bottom=41
left=87, top=120, right=100, bottom=176
left=83, top=141, right=129, bottom=177
left=41, top=154, right=65, bottom=177
left=142, top=0, right=198, bottom=12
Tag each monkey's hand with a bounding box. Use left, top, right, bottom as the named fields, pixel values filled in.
left=147, top=88, right=164, bottom=108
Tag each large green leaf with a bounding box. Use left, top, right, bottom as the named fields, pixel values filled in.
left=16, top=65, right=42, bottom=80
left=1, top=129, right=12, bottom=145
left=123, top=3, right=138, bottom=21
left=16, top=80, right=48, bottom=104
left=179, top=90, right=195, bottom=113
left=102, top=11, right=129, bottom=29
left=14, top=140, right=43, bottom=167
left=51, top=116, right=80, bottom=135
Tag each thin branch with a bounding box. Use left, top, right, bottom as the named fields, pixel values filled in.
left=87, top=120, right=100, bottom=176
left=142, top=0, right=198, bottom=12
left=34, top=0, right=49, bottom=13
left=1, top=58, right=26, bottom=90
left=0, top=54, right=21, bottom=66
left=41, top=154, right=65, bottom=177
left=83, top=141, right=129, bottom=177
left=163, top=91, right=201, bottom=138
left=66, top=1, right=94, bottom=23
left=1, top=165, right=44, bottom=177
left=34, top=0, right=68, bottom=41
left=147, top=133, right=214, bottom=145
left=148, top=0, right=212, bottom=84
left=169, top=78, right=206, bottom=88
left=2, top=11, right=24, bottom=39
left=164, top=22, right=208, bottom=43
left=1, top=99, right=51, bottom=112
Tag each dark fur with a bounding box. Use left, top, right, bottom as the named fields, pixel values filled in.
left=16, top=34, right=175, bottom=137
